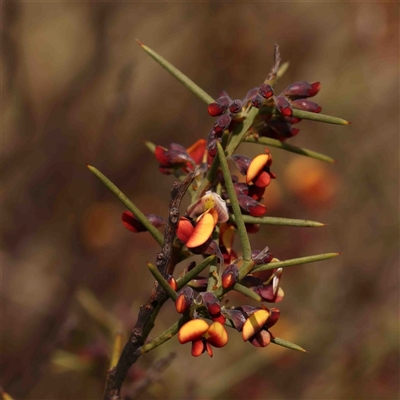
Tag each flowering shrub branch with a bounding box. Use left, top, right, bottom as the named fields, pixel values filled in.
left=86, top=41, right=347, bottom=400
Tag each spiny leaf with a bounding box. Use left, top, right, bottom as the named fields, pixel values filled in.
left=252, top=252, right=340, bottom=273
left=217, top=142, right=252, bottom=261
left=271, top=337, right=308, bottom=353
left=276, top=61, right=290, bottom=81
left=86, top=164, right=164, bottom=247
left=290, top=109, right=349, bottom=125
left=238, top=215, right=325, bottom=227
left=136, top=40, right=214, bottom=105
left=244, top=136, right=334, bottom=163
left=144, top=140, right=156, bottom=154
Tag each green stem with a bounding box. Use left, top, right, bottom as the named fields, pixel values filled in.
left=140, top=317, right=188, bottom=355
left=216, top=142, right=252, bottom=261
left=147, top=263, right=177, bottom=301
left=252, top=252, right=340, bottom=273
left=244, top=136, right=335, bottom=163
left=290, top=109, right=349, bottom=125
left=137, top=40, right=214, bottom=105
left=237, top=215, right=325, bottom=227
left=86, top=165, right=164, bottom=247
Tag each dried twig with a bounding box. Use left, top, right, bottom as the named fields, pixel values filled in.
left=103, top=171, right=196, bottom=400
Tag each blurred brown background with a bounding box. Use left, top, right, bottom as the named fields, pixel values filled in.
left=1, top=2, right=399, bottom=399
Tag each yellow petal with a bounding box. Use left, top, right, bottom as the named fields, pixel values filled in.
left=178, top=319, right=209, bottom=344
left=206, top=321, right=228, bottom=348
left=242, top=309, right=270, bottom=341
left=246, top=154, right=270, bottom=184
left=186, top=211, right=216, bottom=248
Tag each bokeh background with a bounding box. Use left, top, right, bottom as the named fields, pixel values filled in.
left=2, top=2, right=399, bottom=399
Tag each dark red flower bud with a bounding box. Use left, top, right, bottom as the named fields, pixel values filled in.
left=259, top=83, right=274, bottom=99
left=229, top=99, right=243, bottom=114
left=251, top=93, right=265, bottom=108
left=245, top=223, right=260, bottom=234
left=175, top=286, right=194, bottom=314
left=274, top=96, right=292, bottom=116
left=154, top=144, right=196, bottom=172
left=230, top=154, right=251, bottom=175
left=284, top=116, right=302, bottom=124
left=243, top=87, right=259, bottom=104
left=281, top=81, right=321, bottom=99
left=214, top=113, right=232, bottom=134
left=208, top=96, right=230, bottom=117
left=207, top=129, right=218, bottom=158
left=221, top=263, right=239, bottom=289
left=201, top=292, right=221, bottom=316
left=258, top=120, right=298, bottom=141
left=122, top=211, right=165, bottom=233
left=237, top=195, right=267, bottom=217
left=291, top=99, right=322, bottom=113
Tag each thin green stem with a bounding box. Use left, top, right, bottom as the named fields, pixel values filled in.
left=137, top=40, right=214, bottom=105
left=216, top=142, right=252, bottom=261
left=86, top=165, right=164, bottom=247
left=271, top=337, right=308, bottom=353
left=290, top=109, right=349, bottom=125
left=244, top=136, right=335, bottom=163
left=237, top=215, right=325, bottom=227
left=140, top=317, right=187, bottom=355
left=147, top=263, right=177, bottom=301
left=252, top=252, right=340, bottom=273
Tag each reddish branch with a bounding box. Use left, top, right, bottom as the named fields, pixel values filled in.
left=103, top=171, right=197, bottom=400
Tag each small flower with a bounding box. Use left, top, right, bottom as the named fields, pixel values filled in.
left=178, top=319, right=228, bottom=357
left=201, top=292, right=226, bottom=324
left=281, top=81, right=321, bottom=99
left=154, top=139, right=206, bottom=175
left=177, top=189, right=229, bottom=250
left=274, top=95, right=293, bottom=116
left=291, top=99, right=322, bottom=113
left=208, top=96, right=231, bottom=117
left=246, top=149, right=275, bottom=188
left=186, top=191, right=229, bottom=222
left=221, top=263, right=239, bottom=289
left=242, top=309, right=270, bottom=341
left=237, top=194, right=267, bottom=217
left=175, top=286, right=194, bottom=314
left=121, top=211, right=165, bottom=233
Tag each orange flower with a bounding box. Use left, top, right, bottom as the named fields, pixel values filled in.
left=154, top=139, right=206, bottom=175
left=177, top=191, right=228, bottom=249
left=178, top=319, right=228, bottom=357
